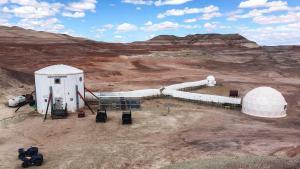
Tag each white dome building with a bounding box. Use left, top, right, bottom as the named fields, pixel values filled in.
left=35, top=64, right=85, bottom=114
left=242, top=87, right=287, bottom=118
left=207, top=75, right=216, bottom=87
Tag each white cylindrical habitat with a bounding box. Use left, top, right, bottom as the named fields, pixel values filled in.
left=35, top=64, right=85, bottom=114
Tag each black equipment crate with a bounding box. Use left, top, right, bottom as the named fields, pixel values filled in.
left=96, top=110, right=107, bottom=123
left=122, top=111, right=132, bottom=125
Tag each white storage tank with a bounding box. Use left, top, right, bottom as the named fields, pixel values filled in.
left=242, top=86, right=287, bottom=118
left=34, top=64, right=84, bottom=114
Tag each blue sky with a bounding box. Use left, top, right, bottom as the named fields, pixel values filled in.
left=0, top=0, right=300, bottom=45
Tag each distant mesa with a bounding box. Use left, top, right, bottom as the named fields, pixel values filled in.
left=142, top=34, right=259, bottom=48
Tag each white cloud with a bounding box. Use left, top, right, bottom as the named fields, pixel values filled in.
left=0, top=0, right=100, bottom=34
left=141, top=21, right=199, bottom=31
left=181, top=24, right=200, bottom=29
left=1, top=0, right=97, bottom=19
left=266, top=1, right=289, bottom=11
left=136, top=7, right=142, bottom=10
left=228, top=9, right=261, bottom=20
left=184, top=18, right=197, bottom=23
left=239, top=0, right=268, bottom=8
left=144, top=21, right=153, bottom=26
left=203, top=22, right=217, bottom=29
left=0, top=0, right=8, bottom=5
left=121, top=0, right=192, bottom=6
left=184, top=12, right=222, bottom=23
left=0, top=0, right=72, bottom=33
left=287, top=22, right=300, bottom=29
left=10, top=0, right=39, bottom=6
left=94, top=28, right=106, bottom=33
left=163, top=5, right=221, bottom=23
left=157, top=5, right=219, bottom=18
left=239, top=0, right=288, bottom=9
left=66, top=0, right=97, bottom=12
left=62, top=11, right=85, bottom=18
left=239, top=24, right=300, bottom=45
left=92, top=24, right=114, bottom=38
left=2, top=2, right=62, bottom=19
left=154, top=0, right=192, bottom=6
left=116, top=23, right=138, bottom=32
left=253, top=12, right=300, bottom=24
left=202, top=22, right=229, bottom=30
left=17, top=17, right=65, bottom=32
left=63, top=0, right=97, bottom=18
left=142, top=21, right=179, bottom=31
left=149, top=34, right=156, bottom=38
left=0, top=18, right=10, bottom=26
left=114, top=35, right=123, bottom=38
left=103, top=24, right=114, bottom=29
left=201, top=12, right=222, bottom=20
left=141, top=20, right=200, bottom=31
left=229, top=1, right=294, bottom=22
left=122, top=0, right=153, bottom=5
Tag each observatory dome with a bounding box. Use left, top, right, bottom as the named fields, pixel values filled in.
left=242, top=87, right=287, bottom=118
left=206, top=75, right=216, bottom=87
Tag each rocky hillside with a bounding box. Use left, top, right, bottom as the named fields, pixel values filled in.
left=0, top=26, right=93, bottom=44
left=137, top=34, right=259, bottom=48
left=0, top=67, right=33, bottom=90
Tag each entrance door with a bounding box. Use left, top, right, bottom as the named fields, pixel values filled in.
left=50, top=76, right=66, bottom=109
left=54, top=97, right=64, bottom=110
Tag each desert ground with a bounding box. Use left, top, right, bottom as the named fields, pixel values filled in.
left=0, top=26, right=299, bottom=168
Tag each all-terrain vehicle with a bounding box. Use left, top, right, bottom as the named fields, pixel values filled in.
left=18, top=147, right=43, bottom=168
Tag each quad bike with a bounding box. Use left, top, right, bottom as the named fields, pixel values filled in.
left=18, top=147, right=43, bottom=168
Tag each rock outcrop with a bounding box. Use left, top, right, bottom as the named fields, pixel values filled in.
left=0, top=26, right=93, bottom=44
left=135, top=34, right=259, bottom=48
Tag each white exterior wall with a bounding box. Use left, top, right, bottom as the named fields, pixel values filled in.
left=35, top=73, right=84, bottom=114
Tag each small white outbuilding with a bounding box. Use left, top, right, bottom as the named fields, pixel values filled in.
left=35, top=64, right=85, bottom=114
left=206, top=75, right=216, bottom=87
left=242, top=86, right=287, bottom=118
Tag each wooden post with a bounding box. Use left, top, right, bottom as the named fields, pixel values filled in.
left=50, top=86, right=54, bottom=118
left=76, top=85, right=79, bottom=110
left=44, top=86, right=53, bottom=121
left=84, top=87, right=98, bottom=100
left=77, top=91, right=95, bottom=114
